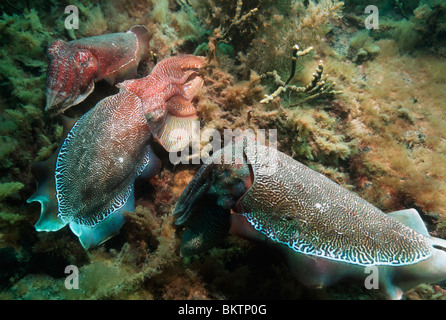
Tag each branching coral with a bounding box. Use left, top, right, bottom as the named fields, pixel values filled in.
left=260, top=44, right=342, bottom=105
left=217, top=0, right=259, bottom=40
left=190, top=0, right=262, bottom=64
left=238, top=0, right=344, bottom=77
left=189, top=0, right=261, bottom=39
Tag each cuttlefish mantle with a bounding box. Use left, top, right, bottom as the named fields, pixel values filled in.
left=27, top=116, right=77, bottom=232
left=174, top=135, right=446, bottom=299
left=46, top=25, right=151, bottom=113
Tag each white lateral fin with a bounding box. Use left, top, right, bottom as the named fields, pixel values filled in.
left=158, top=114, right=199, bottom=153
left=387, top=208, right=429, bottom=236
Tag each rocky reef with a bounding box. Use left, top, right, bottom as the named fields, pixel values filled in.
left=0, top=0, right=445, bottom=300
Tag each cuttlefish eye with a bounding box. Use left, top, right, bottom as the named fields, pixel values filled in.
left=74, top=50, right=95, bottom=68
left=73, top=50, right=98, bottom=83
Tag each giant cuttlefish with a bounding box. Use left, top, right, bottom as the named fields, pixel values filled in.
left=28, top=55, right=204, bottom=249
left=46, top=25, right=151, bottom=113
left=174, top=134, right=446, bottom=299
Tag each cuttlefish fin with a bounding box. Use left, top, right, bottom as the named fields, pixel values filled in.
left=27, top=115, right=78, bottom=231
left=67, top=144, right=160, bottom=250
left=69, top=190, right=133, bottom=250
left=129, top=25, right=152, bottom=60
left=140, top=146, right=162, bottom=179
left=27, top=168, right=66, bottom=232
left=387, top=209, right=429, bottom=237
left=388, top=209, right=446, bottom=251
left=157, top=114, right=199, bottom=153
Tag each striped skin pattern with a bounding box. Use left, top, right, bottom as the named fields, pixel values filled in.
left=240, top=143, right=432, bottom=266
left=174, top=136, right=446, bottom=298
left=55, top=55, right=204, bottom=227
left=46, top=25, right=151, bottom=113
left=119, top=55, right=204, bottom=152
left=29, top=54, right=204, bottom=249
left=118, top=55, right=204, bottom=119
left=157, top=113, right=200, bottom=153
left=55, top=91, right=154, bottom=227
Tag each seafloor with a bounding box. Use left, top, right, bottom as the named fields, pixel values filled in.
left=0, top=0, right=445, bottom=300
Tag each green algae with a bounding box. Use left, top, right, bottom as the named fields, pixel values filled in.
left=0, top=9, right=52, bottom=107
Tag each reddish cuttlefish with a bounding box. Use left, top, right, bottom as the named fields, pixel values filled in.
left=174, top=134, right=446, bottom=299
left=45, top=25, right=151, bottom=113
left=29, top=54, right=205, bottom=249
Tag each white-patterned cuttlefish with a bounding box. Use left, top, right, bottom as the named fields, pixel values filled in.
left=174, top=134, right=446, bottom=299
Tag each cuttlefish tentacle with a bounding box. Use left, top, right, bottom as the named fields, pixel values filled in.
left=119, top=55, right=205, bottom=152
left=174, top=134, right=446, bottom=299
left=165, top=95, right=197, bottom=117
left=118, top=55, right=204, bottom=114
left=46, top=25, right=151, bottom=113
left=155, top=57, right=204, bottom=152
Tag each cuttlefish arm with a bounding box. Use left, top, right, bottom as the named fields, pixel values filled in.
left=46, top=25, right=151, bottom=113
left=119, top=55, right=205, bottom=153
left=174, top=134, right=446, bottom=299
